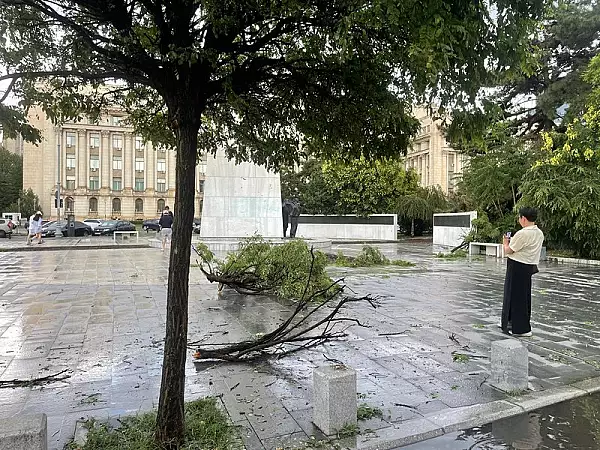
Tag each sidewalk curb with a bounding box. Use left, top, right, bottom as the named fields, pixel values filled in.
left=548, top=256, right=600, bottom=266
left=0, top=243, right=149, bottom=252
left=355, top=376, right=600, bottom=449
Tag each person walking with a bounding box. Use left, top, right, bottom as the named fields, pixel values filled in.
left=501, top=207, right=545, bottom=337
left=27, top=211, right=44, bottom=245
left=158, top=207, right=173, bottom=252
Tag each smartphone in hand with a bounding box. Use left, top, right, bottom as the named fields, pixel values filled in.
left=505, top=232, right=512, bottom=239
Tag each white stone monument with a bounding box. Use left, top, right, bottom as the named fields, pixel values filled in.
left=200, top=150, right=283, bottom=239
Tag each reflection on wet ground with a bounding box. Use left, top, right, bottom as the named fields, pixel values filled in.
left=403, top=392, right=600, bottom=449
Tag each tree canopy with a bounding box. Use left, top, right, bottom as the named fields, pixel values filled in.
left=0, top=146, right=22, bottom=213
left=0, top=0, right=547, bottom=446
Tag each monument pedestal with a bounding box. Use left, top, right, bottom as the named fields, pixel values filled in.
left=200, top=150, right=282, bottom=239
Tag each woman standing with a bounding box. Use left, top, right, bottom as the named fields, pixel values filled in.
left=501, top=207, right=545, bottom=337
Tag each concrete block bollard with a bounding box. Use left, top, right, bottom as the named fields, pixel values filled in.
left=0, top=414, right=47, bottom=450
left=490, top=339, right=528, bottom=392
left=313, top=365, right=357, bottom=435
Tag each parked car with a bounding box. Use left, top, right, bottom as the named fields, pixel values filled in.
left=193, top=218, right=201, bottom=234
left=142, top=219, right=160, bottom=232
left=94, top=220, right=136, bottom=235
left=61, top=221, right=93, bottom=237
left=83, top=219, right=103, bottom=231
left=41, top=220, right=67, bottom=238
left=0, top=219, right=14, bottom=238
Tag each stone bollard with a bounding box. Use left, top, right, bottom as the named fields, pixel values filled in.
left=490, top=339, right=529, bottom=392
left=313, top=365, right=357, bottom=435
left=0, top=414, right=47, bottom=450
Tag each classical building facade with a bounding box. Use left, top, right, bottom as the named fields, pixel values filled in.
left=23, top=106, right=205, bottom=220
left=405, top=107, right=466, bottom=194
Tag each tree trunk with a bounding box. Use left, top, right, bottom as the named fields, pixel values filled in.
left=411, top=218, right=415, bottom=237
left=155, top=106, right=199, bottom=448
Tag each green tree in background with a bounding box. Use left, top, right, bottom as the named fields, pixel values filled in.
left=397, top=186, right=448, bottom=236
left=321, top=158, right=419, bottom=216
left=281, top=158, right=420, bottom=216
left=0, top=146, right=22, bottom=213
left=7, top=188, right=41, bottom=220
left=520, top=55, right=600, bottom=258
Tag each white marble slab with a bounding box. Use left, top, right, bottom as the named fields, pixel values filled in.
left=200, top=150, right=283, bottom=238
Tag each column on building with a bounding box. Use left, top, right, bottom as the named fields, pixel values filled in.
left=124, top=133, right=133, bottom=192
left=61, top=129, right=68, bottom=194
left=146, top=141, right=155, bottom=195
left=77, top=130, right=87, bottom=189
left=100, top=130, right=110, bottom=189
left=167, top=149, right=176, bottom=193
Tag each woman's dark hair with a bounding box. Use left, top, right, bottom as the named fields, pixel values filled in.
left=518, top=207, right=538, bottom=222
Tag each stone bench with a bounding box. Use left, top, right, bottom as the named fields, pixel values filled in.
left=0, top=414, right=47, bottom=450
left=113, top=230, right=139, bottom=242
left=469, top=242, right=504, bottom=258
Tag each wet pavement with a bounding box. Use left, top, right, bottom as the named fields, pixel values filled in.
left=0, top=233, right=150, bottom=251
left=403, top=391, right=600, bottom=449
left=0, top=242, right=599, bottom=449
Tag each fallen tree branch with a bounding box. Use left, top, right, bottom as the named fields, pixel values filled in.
left=0, top=369, right=70, bottom=388
left=191, top=248, right=380, bottom=362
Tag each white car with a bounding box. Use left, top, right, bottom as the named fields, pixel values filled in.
left=83, top=219, right=102, bottom=231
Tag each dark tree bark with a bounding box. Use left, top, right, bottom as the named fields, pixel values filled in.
left=155, top=93, right=201, bottom=447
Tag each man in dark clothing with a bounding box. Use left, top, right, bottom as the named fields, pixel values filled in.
left=289, top=199, right=300, bottom=238
left=282, top=199, right=294, bottom=237
left=159, top=207, right=174, bottom=252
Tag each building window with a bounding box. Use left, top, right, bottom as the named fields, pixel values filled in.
left=157, top=199, right=165, bottom=212
left=157, top=159, right=166, bottom=172
left=89, top=134, right=100, bottom=148
left=199, top=180, right=205, bottom=192
left=90, top=155, right=100, bottom=170
left=135, top=178, right=144, bottom=191
left=112, top=197, right=121, bottom=213
left=66, top=177, right=75, bottom=190
left=112, top=177, right=122, bottom=191
left=112, top=116, right=123, bottom=126
left=66, top=155, right=76, bottom=169
left=65, top=197, right=74, bottom=212
left=135, top=198, right=143, bottom=213
left=156, top=178, right=166, bottom=192
left=66, top=132, right=76, bottom=147
left=135, top=158, right=145, bottom=171
left=89, top=197, right=98, bottom=212
left=89, top=176, right=99, bottom=190
left=135, top=136, right=144, bottom=150
left=112, top=135, right=123, bottom=150
left=113, top=156, right=122, bottom=170
left=157, top=145, right=166, bottom=153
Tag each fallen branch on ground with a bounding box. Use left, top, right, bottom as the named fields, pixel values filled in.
left=0, top=369, right=70, bottom=388
left=191, top=249, right=379, bottom=362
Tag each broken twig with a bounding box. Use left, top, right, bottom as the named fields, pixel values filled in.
left=0, top=369, right=70, bottom=388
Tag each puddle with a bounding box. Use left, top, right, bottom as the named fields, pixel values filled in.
left=402, top=392, right=600, bottom=449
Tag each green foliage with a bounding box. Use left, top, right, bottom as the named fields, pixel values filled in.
left=280, top=158, right=419, bottom=215
left=6, top=188, right=40, bottom=219
left=0, top=146, right=22, bottom=214
left=458, top=139, right=540, bottom=222
left=333, top=246, right=415, bottom=268
left=336, top=423, right=360, bottom=439
left=357, top=404, right=383, bottom=421
left=518, top=54, right=600, bottom=258
left=66, top=398, right=236, bottom=449
left=436, top=250, right=468, bottom=259
left=200, top=237, right=336, bottom=300
left=352, top=246, right=390, bottom=266
left=464, top=212, right=515, bottom=244
left=397, top=186, right=449, bottom=221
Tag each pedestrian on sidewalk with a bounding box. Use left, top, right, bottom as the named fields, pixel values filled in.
left=501, top=207, right=544, bottom=337
left=159, top=206, right=173, bottom=252
left=27, top=211, right=44, bottom=245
